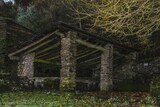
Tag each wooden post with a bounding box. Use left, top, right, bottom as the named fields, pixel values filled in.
left=60, top=31, right=77, bottom=91
left=18, top=53, right=35, bottom=78
left=100, top=44, right=113, bottom=91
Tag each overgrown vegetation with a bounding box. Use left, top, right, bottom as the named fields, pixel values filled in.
left=0, top=91, right=157, bottom=107
left=150, top=75, right=160, bottom=102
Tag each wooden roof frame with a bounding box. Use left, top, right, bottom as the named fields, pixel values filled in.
left=8, top=21, right=138, bottom=60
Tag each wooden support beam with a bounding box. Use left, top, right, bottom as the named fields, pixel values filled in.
left=78, top=56, right=101, bottom=65
left=26, top=39, right=54, bottom=54
left=36, top=52, right=51, bottom=59
left=55, top=32, right=105, bottom=51
left=77, top=48, right=92, bottom=55
left=36, top=42, right=60, bottom=55
left=36, top=49, right=60, bottom=59
left=34, top=59, right=53, bottom=65
left=8, top=30, right=59, bottom=58
left=47, top=55, right=60, bottom=61
left=77, top=50, right=99, bottom=60
left=76, top=39, right=105, bottom=51
left=45, top=50, right=99, bottom=62
left=84, top=61, right=100, bottom=66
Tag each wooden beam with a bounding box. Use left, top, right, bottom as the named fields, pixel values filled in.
left=55, top=31, right=105, bottom=51
left=36, top=42, right=60, bottom=55
left=77, top=47, right=91, bottom=54
left=36, top=49, right=60, bottom=59
left=26, top=39, right=54, bottom=54
left=8, top=30, right=59, bottom=58
left=34, top=59, right=53, bottom=65
left=45, top=50, right=100, bottom=62
left=78, top=56, right=101, bottom=65
left=36, top=52, right=51, bottom=59
left=47, top=55, right=60, bottom=61
left=77, top=49, right=94, bottom=57
left=77, top=50, right=99, bottom=60
left=87, top=61, right=100, bottom=66
left=76, top=39, right=105, bottom=51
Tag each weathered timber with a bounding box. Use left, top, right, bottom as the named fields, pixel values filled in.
left=100, top=44, right=113, bottom=91
left=76, top=39, right=105, bottom=51
left=77, top=48, right=93, bottom=56
left=26, top=39, right=54, bottom=54
left=8, top=30, right=59, bottom=58
left=47, top=55, right=60, bottom=61
left=77, top=50, right=99, bottom=60
left=36, top=52, right=52, bottom=59
left=18, top=53, right=35, bottom=78
left=36, top=42, right=61, bottom=55
left=36, top=48, right=60, bottom=59
left=78, top=56, right=101, bottom=65
left=60, top=31, right=77, bottom=90
left=34, top=59, right=53, bottom=64
left=55, top=32, right=105, bottom=51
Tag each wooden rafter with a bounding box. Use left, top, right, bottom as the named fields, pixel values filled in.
left=34, top=59, right=53, bottom=64
left=8, top=30, right=59, bottom=58
left=77, top=49, right=94, bottom=57
left=76, top=39, right=105, bottom=51
left=36, top=42, right=61, bottom=55
left=47, top=55, right=60, bottom=61
left=26, top=39, right=54, bottom=54
left=55, top=32, right=105, bottom=51
left=77, top=50, right=99, bottom=60
left=78, top=56, right=101, bottom=65
left=36, top=48, right=60, bottom=58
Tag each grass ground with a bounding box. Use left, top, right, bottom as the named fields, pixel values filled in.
left=0, top=91, right=158, bottom=107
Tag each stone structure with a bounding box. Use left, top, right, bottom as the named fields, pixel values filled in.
left=0, top=18, right=34, bottom=74
left=5, top=21, right=136, bottom=91
left=60, top=31, right=77, bottom=90
left=100, top=44, right=113, bottom=91
left=18, top=53, right=35, bottom=78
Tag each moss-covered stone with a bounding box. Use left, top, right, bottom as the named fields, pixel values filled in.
left=60, top=72, right=76, bottom=91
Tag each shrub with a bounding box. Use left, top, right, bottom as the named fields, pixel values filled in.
left=150, top=75, right=160, bottom=102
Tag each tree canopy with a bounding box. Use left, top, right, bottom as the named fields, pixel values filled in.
left=1, top=0, right=160, bottom=50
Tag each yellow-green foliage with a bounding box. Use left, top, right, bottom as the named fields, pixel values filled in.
left=150, top=75, right=160, bottom=100
left=0, top=91, right=157, bottom=107
left=60, top=72, right=76, bottom=90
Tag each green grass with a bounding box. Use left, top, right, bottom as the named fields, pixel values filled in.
left=0, top=91, right=157, bottom=107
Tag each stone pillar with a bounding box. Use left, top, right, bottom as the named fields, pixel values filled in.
left=60, top=31, right=77, bottom=91
left=18, top=53, right=35, bottom=78
left=100, top=44, right=113, bottom=91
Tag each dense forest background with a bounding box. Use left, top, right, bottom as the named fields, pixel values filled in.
left=1, top=0, right=160, bottom=49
